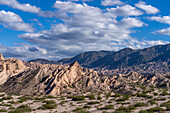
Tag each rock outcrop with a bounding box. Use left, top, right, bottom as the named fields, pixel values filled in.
left=0, top=53, right=4, bottom=60
left=0, top=54, right=26, bottom=85
left=1, top=61, right=110, bottom=95
left=1, top=58, right=169, bottom=96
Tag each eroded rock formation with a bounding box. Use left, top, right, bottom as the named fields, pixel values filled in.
left=0, top=53, right=169, bottom=96
left=0, top=54, right=26, bottom=85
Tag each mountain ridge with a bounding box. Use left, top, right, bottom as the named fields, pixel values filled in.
left=29, top=43, right=170, bottom=73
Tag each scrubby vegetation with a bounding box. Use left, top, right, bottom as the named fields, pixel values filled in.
left=39, top=100, right=58, bottom=109
left=72, top=96, right=85, bottom=101
left=72, top=108, right=90, bottom=113
left=147, top=99, right=158, bottom=105
left=8, top=105, right=32, bottom=113
left=99, top=105, right=114, bottom=110
left=139, top=107, right=165, bottom=113
left=0, top=83, right=169, bottom=113
left=86, top=94, right=96, bottom=100
left=160, top=100, right=170, bottom=111
left=134, top=102, right=148, bottom=107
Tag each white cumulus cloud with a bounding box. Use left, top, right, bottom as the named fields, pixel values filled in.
left=0, top=0, right=40, bottom=13
left=101, top=0, right=124, bottom=6
left=135, top=1, right=159, bottom=14
left=0, top=0, right=57, bottom=18
left=0, top=10, right=33, bottom=32
left=154, top=27, right=170, bottom=36
left=0, top=10, right=23, bottom=23
left=150, top=16, right=170, bottom=25
left=107, top=5, right=143, bottom=16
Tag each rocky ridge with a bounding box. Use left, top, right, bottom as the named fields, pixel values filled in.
left=56, top=44, right=170, bottom=74
left=0, top=53, right=169, bottom=96
left=0, top=54, right=26, bottom=85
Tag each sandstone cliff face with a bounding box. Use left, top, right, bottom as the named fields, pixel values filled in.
left=0, top=54, right=26, bottom=85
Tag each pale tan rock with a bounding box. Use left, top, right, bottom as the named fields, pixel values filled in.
left=0, top=54, right=26, bottom=85
left=0, top=53, right=4, bottom=60
left=0, top=56, right=169, bottom=96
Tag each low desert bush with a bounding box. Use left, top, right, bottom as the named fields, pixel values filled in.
left=72, top=96, right=85, bottom=101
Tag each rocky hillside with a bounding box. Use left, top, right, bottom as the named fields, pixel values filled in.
left=0, top=53, right=26, bottom=85
left=28, top=59, right=58, bottom=64
left=59, top=43, right=170, bottom=73
left=58, top=50, right=113, bottom=67
left=29, top=44, right=170, bottom=74
left=0, top=53, right=169, bottom=96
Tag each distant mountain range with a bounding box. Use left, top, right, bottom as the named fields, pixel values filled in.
left=29, top=43, right=170, bottom=73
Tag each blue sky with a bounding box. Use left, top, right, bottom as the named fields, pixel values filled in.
left=0, top=0, right=169, bottom=61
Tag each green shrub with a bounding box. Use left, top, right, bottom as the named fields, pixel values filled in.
left=83, top=105, right=91, bottom=109
left=60, top=101, right=68, bottom=105
left=106, top=92, right=111, bottom=99
left=102, top=111, right=109, bottom=113
left=134, top=102, right=148, bottom=107
left=108, top=100, right=112, bottom=103
left=142, top=90, right=152, bottom=94
left=7, top=101, right=15, bottom=104
left=0, top=94, right=5, bottom=97
left=154, top=97, right=166, bottom=101
left=116, top=97, right=128, bottom=102
left=40, top=100, right=57, bottom=109
left=72, top=108, right=90, bottom=113
left=42, top=100, right=56, bottom=104
left=61, top=111, right=68, bottom=113
left=72, top=96, right=85, bottom=101
left=97, top=96, right=102, bottom=100
left=160, top=100, right=170, bottom=111
left=45, top=95, right=55, bottom=99
left=139, top=107, right=165, bottom=113
left=111, top=94, right=121, bottom=97
left=86, top=94, right=95, bottom=100
left=0, top=103, right=12, bottom=107
left=0, top=109, right=7, bottom=112
left=99, top=105, right=114, bottom=110
left=18, top=96, right=32, bottom=103
left=153, top=92, right=158, bottom=96
left=147, top=100, right=158, bottom=105
left=1, top=96, right=13, bottom=100
left=160, top=91, right=168, bottom=96
left=114, top=106, right=131, bottom=113
left=8, top=110, right=21, bottom=113
left=113, top=105, right=136, bottom=113
left=136, top=93, right=153, bottom=99
left=117, top=102, right=130, bottom=105
left=128, top=105, right=137, bottom=110
left=87, top=101, right=100, bottom=105
left=70, top=102, right=74, bottom=106
left=8, top=104, right=32, bottom=113
left=41, top=103, right=57, bottom=109
left=140, top=85, right=146, bottom=90
left=32, top=97, right=46, bottom=102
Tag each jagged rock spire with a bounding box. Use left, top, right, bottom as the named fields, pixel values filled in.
left=0, top=53, right=4, bottom=60
left=70, top=61, right=79, bottom=67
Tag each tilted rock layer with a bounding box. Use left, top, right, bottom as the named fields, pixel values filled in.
left=0, top=53, right=169, bottom=96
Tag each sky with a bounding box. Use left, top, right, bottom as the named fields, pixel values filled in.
left=0, top=0, right=170, bottom=61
